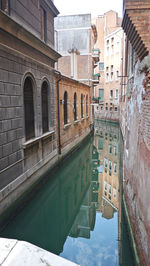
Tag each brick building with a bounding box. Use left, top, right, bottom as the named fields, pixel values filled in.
left=121, top=0, right=150, bottom=265
left=93, top=11, right=123, bottom=122
left=55, top=73, right=91, bottom=156
left=0, top=0, right=61, bottom=214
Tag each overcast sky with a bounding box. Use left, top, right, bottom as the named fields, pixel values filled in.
left=54, top=0, right=123, bottom=18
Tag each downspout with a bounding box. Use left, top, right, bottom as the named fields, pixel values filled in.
left=55, top=70, right=62, bottom=155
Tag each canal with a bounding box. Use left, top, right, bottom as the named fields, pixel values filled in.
left=0, top=121, right=134, bottom=266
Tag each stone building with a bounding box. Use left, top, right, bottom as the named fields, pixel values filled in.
left=0, top=0, right=61, bottom=215
left=121, top=0, right=150, bottom=265
left=93, top=11, right=123, bottom=122
left=55, top=73, right=91, bottom=156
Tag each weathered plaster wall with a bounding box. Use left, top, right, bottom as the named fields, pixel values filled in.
left=124, top=55, right=150, bottom=265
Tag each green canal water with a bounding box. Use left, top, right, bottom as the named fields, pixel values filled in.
left=0, top=121, right=134, bottom=266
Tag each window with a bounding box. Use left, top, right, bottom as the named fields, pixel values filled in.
left=41, top=81, right=49, bottom=133
left=114, top=146, right=117, bottom=155
left=24, top=77, right=35, bottom=141
left=110, top=90, right=113, bottom=99
left=114, top=107, right=118, bottom=112
left=40, top=6, right=47, bottom=42
left=114, top=163, right=117, bottom=173
left=111, top=37, right=114, bottom=43
left=74, top=93, right=77, bottom=121
left=111, top=65, right=113, bottom=72
left=81, top=94, right=84, bottom=118
left=0, top=0, right=10, bottom=14
left=98, top=137, right=103, bottom=150
left=109, top=145, right=112, bottom=154
left=99, top=89, right=104, bottom=100
left=109, top=184, right=111, bottom=194
left=116, top=71, right=119, bottom=80
left=106, top=73, right=109, bottom=82
left=110, top=72, right=113, bottom=81
left=115, top=89, right=118, bottom=99
left=99, top=62, right=104, bottom=71
left=86, top=95, right=88, bottom=116
left=104, top=158, right=108, bottom=168
left=101, top=105, right=103, bottom=111
left=109, top=161, right=112, bottom=171
left=111, top=45, right=114, bottom=54
left=104, top=181, right=107, bottom=191
left=113, top=188, right=116, bottom=198
left=64, top=91, right=68, bottom=125
left=105, top=103, right=108, bottom=111
left=106, top=47, right=109, bottom=56
left=107, top=40, right=109, bottom=46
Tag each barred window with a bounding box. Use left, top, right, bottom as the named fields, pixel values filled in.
left=41, top=81, right=49, bottom=133
left=24, top=77, right=35, bottom=141
left=74, top=92, right=77, bottom=121
left=64, top=91, right=68, bottom=125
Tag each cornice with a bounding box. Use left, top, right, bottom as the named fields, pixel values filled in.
left=0, top=10, right=61, bottom=62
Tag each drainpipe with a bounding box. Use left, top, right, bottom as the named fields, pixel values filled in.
left=55, top=70, right=62, bottom=155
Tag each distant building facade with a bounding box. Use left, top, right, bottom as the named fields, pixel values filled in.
left=93, top=11, right=123, bottom=122
left=0, top=0, right=60, bottom=214
left=54, top=14, right=98, bottom=86
left=121, top=0, right=150, bottom=265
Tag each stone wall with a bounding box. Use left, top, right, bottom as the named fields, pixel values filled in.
left=0, top=43, right=57, bottom=214
left=123, top=55, right=150, bottom=266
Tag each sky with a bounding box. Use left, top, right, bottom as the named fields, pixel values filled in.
left=54, top=0, right=123, bottom=18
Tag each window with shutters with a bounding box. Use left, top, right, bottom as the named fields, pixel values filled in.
left=64, top=91, right=68, bottom=125
left=24, top=77, right=35, bottom=141
left=41, top=81, right=49, bottom=133
left=74, top=92, right=77, bottom=121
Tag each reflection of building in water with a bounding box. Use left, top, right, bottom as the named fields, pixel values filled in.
left=69, top=142, right=100, bottom=239
left=69, top=189, right=96, bottom=239
left=94, top=121, right=120, bottom=219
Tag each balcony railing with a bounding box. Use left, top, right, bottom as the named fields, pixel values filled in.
left=92, top=73, right=100, bottom=84
left=92, top=48, right=100, bottom=62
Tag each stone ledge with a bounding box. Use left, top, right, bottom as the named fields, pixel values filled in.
left=0, top=238, right=80, bottom=266
left=23, top=130, right=55, bottom=148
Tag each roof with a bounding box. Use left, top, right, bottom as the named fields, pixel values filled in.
left=122, top=0, right=150, bottom=60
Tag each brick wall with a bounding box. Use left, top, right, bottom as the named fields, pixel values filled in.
left=123, top=56, right=150, bottom=266
left=55, top=74, right=91, bottom=152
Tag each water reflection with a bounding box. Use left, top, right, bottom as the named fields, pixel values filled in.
left=0, top=121, right=134, bottom=266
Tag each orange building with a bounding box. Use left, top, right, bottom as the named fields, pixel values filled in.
left=55, top=73, right=91, bottom=155
left=93, top=11, right=123, bottom=122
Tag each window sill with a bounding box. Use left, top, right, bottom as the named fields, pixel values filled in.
left=81, top=117, right=85, bottom=122
left=86, top=116, right=89, bottom=119
left=63, top=123, right=72, bottom=129
left=74, top=120, right=80, bottom=125
left=23, top=130, right=55, bottom=148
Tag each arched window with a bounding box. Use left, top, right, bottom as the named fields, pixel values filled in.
left=81, top=94, right=84, bottom=118
left=41, top=81, right=49, bottom=133
left=86, top=95, right=88, bottom=116
left=64, top=91, right=68, bottom=125
left=24, top=77, right=35, bottom=141
left=74, top=92, right=77, bottom=121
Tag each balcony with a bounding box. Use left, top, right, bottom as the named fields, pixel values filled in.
left=92, top=73, right=100, bottom=85
left=92, top=49, right=100, bottom=63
